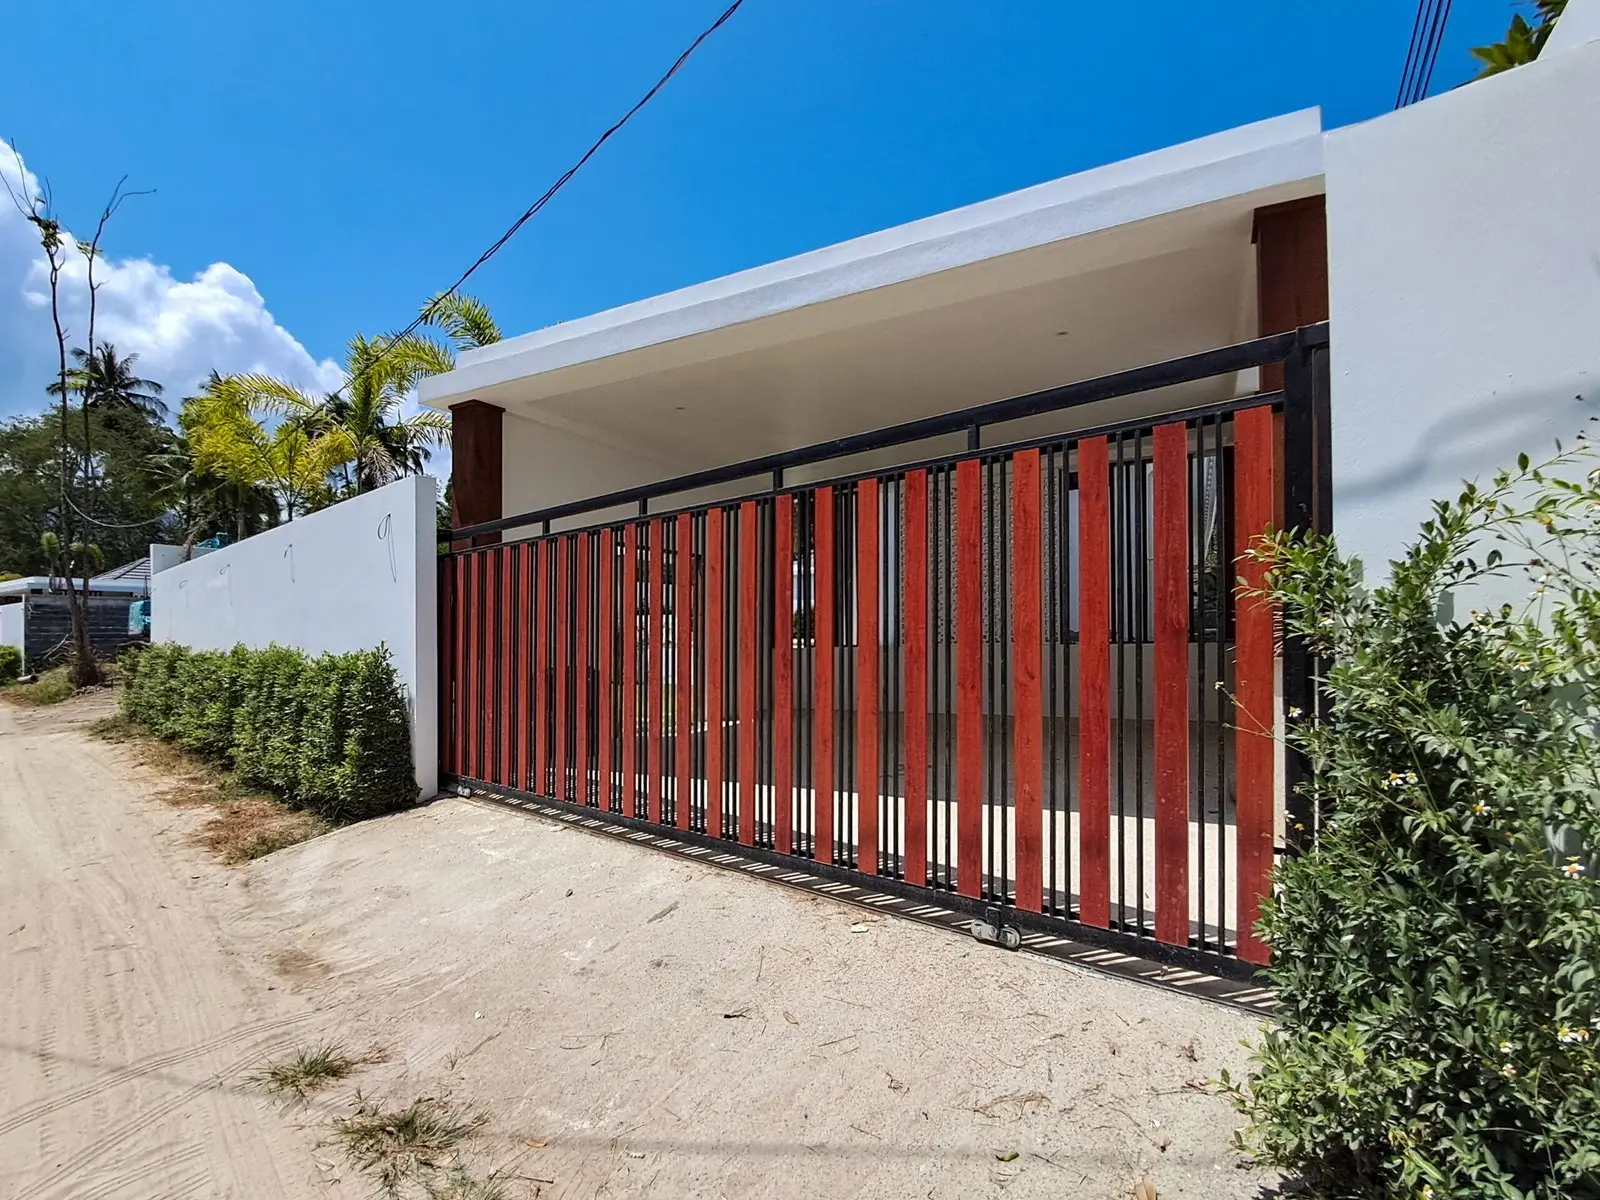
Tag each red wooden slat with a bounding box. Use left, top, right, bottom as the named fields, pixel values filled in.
left=1233, top=406, right=1278, bottom=965
left=738, top=502, right=759, bottom=847
left=706, top=508, right=725, bottom=839
left=1153, top=420, right=1192, bottom=947
left=1077, top=437, right=1112, bottom=928
left=451, top=554, right=467, bottom=777
left=622, top=524, right=639, bottom=819
left=813, top=486, right=835, bottom=864
left=497, top=546, right=514, bottom=788
left=1012, top=449, right=1044, bottom=913
left=773, top=497, right=794, bottom=856
left=438, top=560, right=451, bottom=779
left=516, top=543, right=532, bottom=792
left=480, top=551, right=495, bottom=783
left=484, top=549, right=498, bottom=786
left=467, top=552, right=482, bottom=781
left=676, top=512, right=693, bottom=831
left=648, top=522, right=666, bottom=825
left=534, top=540, right=551, bottom=796
left=598, top=527, right=615, bottom=812
left=856, top=479, right=880, bottom=876
left=902, top=470, right=929, bottom=888
left=955, top=459, right=984, bottom=899
left=576, top=533, right=591, bottom=806
left=554, top=538, right=569, bottom=802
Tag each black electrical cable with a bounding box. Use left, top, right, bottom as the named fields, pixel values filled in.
left=326, top=0, right=748, bottom=404
left=1396, top=0, right=1455, bottom=107
left=1416, top=0, right=1457, bottom=103
left=1395, top=0, right=1437, bottom=107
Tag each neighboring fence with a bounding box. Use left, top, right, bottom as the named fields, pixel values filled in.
left=440, top=327, right=1330, bottom=975
left=14, top=594, right=137, bottom=670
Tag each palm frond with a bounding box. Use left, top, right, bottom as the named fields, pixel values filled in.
left=211, top=373, right=322, bottom=419
left=394, top=410, right=453, bottom=448
left=420, top=291, right=502, bottom=352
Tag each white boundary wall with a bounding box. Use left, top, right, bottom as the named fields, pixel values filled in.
left=151, top=476, right=439, bottom=799
left=1325, top=34, right=1600, bottom=586
left=0, top=603, right=22, bottom=659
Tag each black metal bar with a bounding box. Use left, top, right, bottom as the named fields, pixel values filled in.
left=1281, top=339, right=1320, bottom=850
left=441, top=329, right=1321, bottom=543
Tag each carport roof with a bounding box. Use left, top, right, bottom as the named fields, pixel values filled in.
left=419, top=107, right=1325, bottom=415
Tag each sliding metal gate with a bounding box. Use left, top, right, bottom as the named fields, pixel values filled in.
left=439, top=326, right=1330, bottom=977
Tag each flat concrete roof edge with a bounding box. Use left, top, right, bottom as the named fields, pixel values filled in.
left=421, top=108, right=1324, bottom=409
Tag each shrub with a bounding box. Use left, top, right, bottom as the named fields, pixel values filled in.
left=1227, top=447, right=1600, bottom=1198
left=232, top=645, right=308, bottom=799
left=335, top=648, right=417, bottom=821
left=173, top=649, right=242, bottom=759
left=0, top=644, right=20, bottom=684
left=120, top=641, right=417, bottom=823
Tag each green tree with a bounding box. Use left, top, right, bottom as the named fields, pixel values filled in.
left=49, top=343, right=167, bottom=424
left=215, top=330, right=456, bottom=498
left=149, top=430, right=279, bottom=548
left=180, top=376, right=345, bottom=521
left=0, top=409, right=179, bottom=576
left=1471, top=0, right=1565, bottom=76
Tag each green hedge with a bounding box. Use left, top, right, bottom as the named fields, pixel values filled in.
left=0, top=644, right=20, bottom=684
left=121, top=642, right=417, bottom=822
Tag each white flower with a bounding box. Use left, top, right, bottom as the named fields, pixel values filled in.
left=1422, top=1187, right=1435, bottom=1200
left=1563, top=859, right=1586, bottom=879
left=1473, top=801, right=1490, bottom=816
left=1500, top=1063, right=1517, bottom=1078
left=1288, top=706, right=1303, bottom=719
left=1499, top=1041, right=1514, bottom=1054
left=1558, top=1026, right=1591, bottom=1045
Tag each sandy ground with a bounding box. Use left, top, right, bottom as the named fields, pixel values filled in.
left=0, top=692, right=1281, bottom=1199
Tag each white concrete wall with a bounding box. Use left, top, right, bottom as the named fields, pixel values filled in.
left=152, top=477, right=440, bottom=799
left=1547, top=0, right=1600, bottom=53
left=149, top=542, right=218, bottom=576
left=1325, top=36, right=1600, bottom=584
left=0, top=603, right=23, bottom=661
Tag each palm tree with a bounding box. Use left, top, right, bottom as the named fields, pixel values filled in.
left=48, top=344, right=166, bottom=422
left=150, top=430, right=279, bottom=546
left=180, top=375, right=348, bottom=520
left=213, top=330, right=454, bottom=497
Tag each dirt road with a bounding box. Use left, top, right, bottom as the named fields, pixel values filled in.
left=0, top=694, right=356, bottom=1199
left=1, top=693, right=1279, bottom=1199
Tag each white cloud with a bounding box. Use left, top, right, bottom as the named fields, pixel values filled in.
left=0, top=138, right=344, bottom=419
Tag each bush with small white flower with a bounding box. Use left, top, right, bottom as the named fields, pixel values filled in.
left=1222, top=445, right=1600, bottom=1198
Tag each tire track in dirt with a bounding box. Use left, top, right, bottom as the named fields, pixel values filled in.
left=0, top=698, right=357, bottom=1199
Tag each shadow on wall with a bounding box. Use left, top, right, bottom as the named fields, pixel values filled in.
left=1337, top=383, right=1594, bottom=510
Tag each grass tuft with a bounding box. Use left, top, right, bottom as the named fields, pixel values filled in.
left=248, top=1042, right=370, bottom=1102
left=1, top=666, right=76, bottom=707
left=424, top=1169, right=512, bottom=1200
left=331, top=1094, right=487, bottom=1197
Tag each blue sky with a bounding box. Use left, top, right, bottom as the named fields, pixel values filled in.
left=0, top=0, right=1515, bottom=420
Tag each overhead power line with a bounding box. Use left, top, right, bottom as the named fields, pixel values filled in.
left=328, top=0, right=749, bottom=404
left=1395, top=0, right=1455, bottom=108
